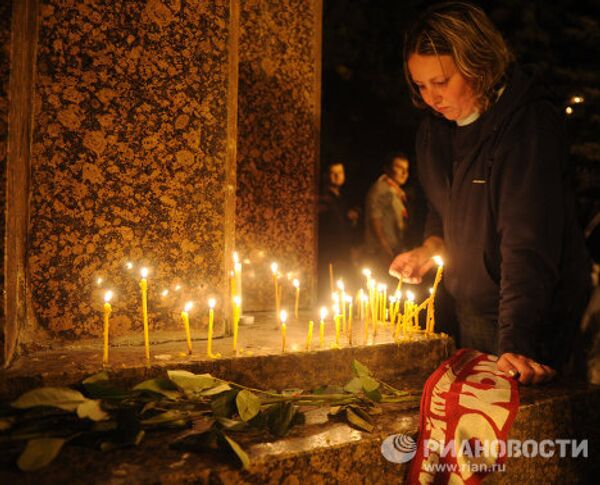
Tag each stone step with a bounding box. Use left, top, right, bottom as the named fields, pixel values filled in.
left=0, top=316, right=598, bottom=483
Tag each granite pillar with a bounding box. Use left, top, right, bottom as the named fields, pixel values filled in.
left=235, top=0, right=322, bottom=312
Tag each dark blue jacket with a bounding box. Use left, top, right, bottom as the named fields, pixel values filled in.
left=417, top=66, right=590, bottom=366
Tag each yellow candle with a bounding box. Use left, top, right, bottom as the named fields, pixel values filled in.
left=404, top=291, right=415, bottom=332
left=140, top=268, right=150, bottom=364
left=337, top=280, right=346, bottom=333
left=280, top=310, right=287, bottom=353
left=329, top=263, right=335, bottom=295
left=293, top=278, right=300, bottom=320
left=233, top=295, right=241, bottom=353
left=319, top=307, right=326, bottom=349
left=427, top=256, right=444, bottom=334
left=334, top=310, right=341, bottom=347
left=181, top=302, right=193, bottom=355
left=431, top=256, right=444, bottom=296
left=102, top=291, right=113, bottom=366
left=271, top=262, right=280, bottom=317
left=347, top=297, right=353, bottom=346
left=389, top=295, right=397, bottom=326
left=207, top=298, right=221, bottom=358
left=306, top=320, right=314, bottom=351
left=233, top=251, right=242, bottom=313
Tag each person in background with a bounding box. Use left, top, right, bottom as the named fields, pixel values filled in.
left=389, top=1, right=590, bottom=385
left=318, top=162, right=360, bottom=299
left=364, top=153, right=410, bottom=279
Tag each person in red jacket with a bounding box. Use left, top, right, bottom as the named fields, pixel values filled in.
left=390, top=2, right=590, bottom=385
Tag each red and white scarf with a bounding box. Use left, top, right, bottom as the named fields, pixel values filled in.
left=408, top=349, right=519, bottom=484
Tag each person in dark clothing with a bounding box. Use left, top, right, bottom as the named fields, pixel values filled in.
left=390, top=2, right=590, bottom=385
left=318, top=162, right=359, bottom=300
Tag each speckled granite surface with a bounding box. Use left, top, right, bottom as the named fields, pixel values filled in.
left=235, top=0, right=322, bottom=312
left=0, top=0, right=11, bottom=341
left=27, top=0, right=236, bottom=339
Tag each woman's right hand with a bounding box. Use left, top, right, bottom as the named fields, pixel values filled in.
left=388, top=237, right=445, bottom=284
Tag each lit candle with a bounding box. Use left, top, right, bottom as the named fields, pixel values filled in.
left=319, top=307, right=327, bottom=349
left=293, top=278, right=300, bottom=319
left=389, top=295, right=397, bottom=326
left=233, top=295, right=241, bottom=354
left=102, top=291, right=113, bottom=366
left=233, top=252, right=242, bottom=313
left=140, top=267, right=150, bottom=364
left=346, top=296, right=353, bottom=346
left=306, top=320, right=314, bottom=351
left=207, top=298, right=221, bottom=358
left=271, top=262, right=280, bottom=317
left=334, top=305, right=341, bottom=347
left=404, top=291, right=415, bottom=332
left=329, top=263, right=335, bottom=294
left=280, top=310, right=287, bottom=353
left=337, top=280, right=346, bottom=333
left=428, top=256, right=444, bottom=334
left=181, top=301, right=193, bottom=355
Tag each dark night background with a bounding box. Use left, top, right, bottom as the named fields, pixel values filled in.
left=320, top=0, right=600, bottom=253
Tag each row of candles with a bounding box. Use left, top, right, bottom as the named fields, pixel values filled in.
left=100, top=253, right=444, bottom=366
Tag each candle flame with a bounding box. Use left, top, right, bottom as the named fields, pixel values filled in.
left=320, top=306, right=327, bottom=320
left=104, top=291, right=113, bottom=303
left=389, top=296, right=397, bottom=303
left=280, top=310, right=288, bottom=324
left=345, top=294, right=352, bottom=303
left=293, top=278, right=300, bottom=288
left=126, top=262, right=133, bottom=270
left=406, top=291, right=415, bottom=302
left=433, top=255, right=444, bottom=266
left=175, top=284, right=181, bottom=291
left=333, top=304, right=340, bottom=315
left=271, top=262, right=278, bottom=274
left=233, top=295, right=241, bottom=306
left=429, top=287, right=434, bottom=294
left=140, top=267, right=148, bottom=278
left=96, top=277, right=103, bottom=285
left=161, top=289, right=169, bottom=297
left=565, top=106, right=573, bottom=115
left=233, top=251, right=239, bottom=264
left=368, top=279, right=375, bottom=290
left=395, top=290, right=402, bottom=299
left=571, top=96, right=584, bottom=104
left=377, top=283, right=385, bottom=291
left=234, top=262, right=242, bottom=272
left=360, top=293, right=369, bottom=302
left=184, top=301, right=193, bottom=312
left=331, top=292, right=339, bottom=303
left=362, top=268, right=371, bottom=278
left=243, top=258, right=251, bottom=265
left=336, top=279, right=345, bottom=291
left=208, top=298, right=216, bottom=309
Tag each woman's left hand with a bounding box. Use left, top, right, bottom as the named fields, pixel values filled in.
left=497, top=352, right=556, bottom=385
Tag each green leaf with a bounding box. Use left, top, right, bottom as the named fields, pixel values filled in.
left=216, top=417, right=247, bottom=431
left=141, top=410, right=189, bottom=428
left=167, top=370, right=231, bottom=397
left=76, top=400, right=109, bottom=421
left=352, top=360, right=372, bottom=377
left=211, top=389, right=239, bottom=418
left=346, top=407, right=374, bottom=433
left=360, top=376, right=380, bottom=393
left=266, top=402, right=297, bottom=437
left=17, top=438, right=66, bottom=471
left=133, top=378, right=181, bottom=400
left=221, top=434, right=250, bottom=469
left=82, top=372, right=127, bottom=401
left=364, top=388, right=382, bottom=402
left=343, top=377, right=364, bottom=394
left=235, top=390, right=261, bottom=422
left=12, top=387, right=87, bottom=412
left=202, top=383, right=232, bottom=396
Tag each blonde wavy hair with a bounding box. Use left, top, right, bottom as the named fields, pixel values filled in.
left=403, top=2, right=514, bottom=113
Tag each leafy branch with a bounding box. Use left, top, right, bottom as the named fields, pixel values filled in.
left=0, top=360, right=420, bottom=472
